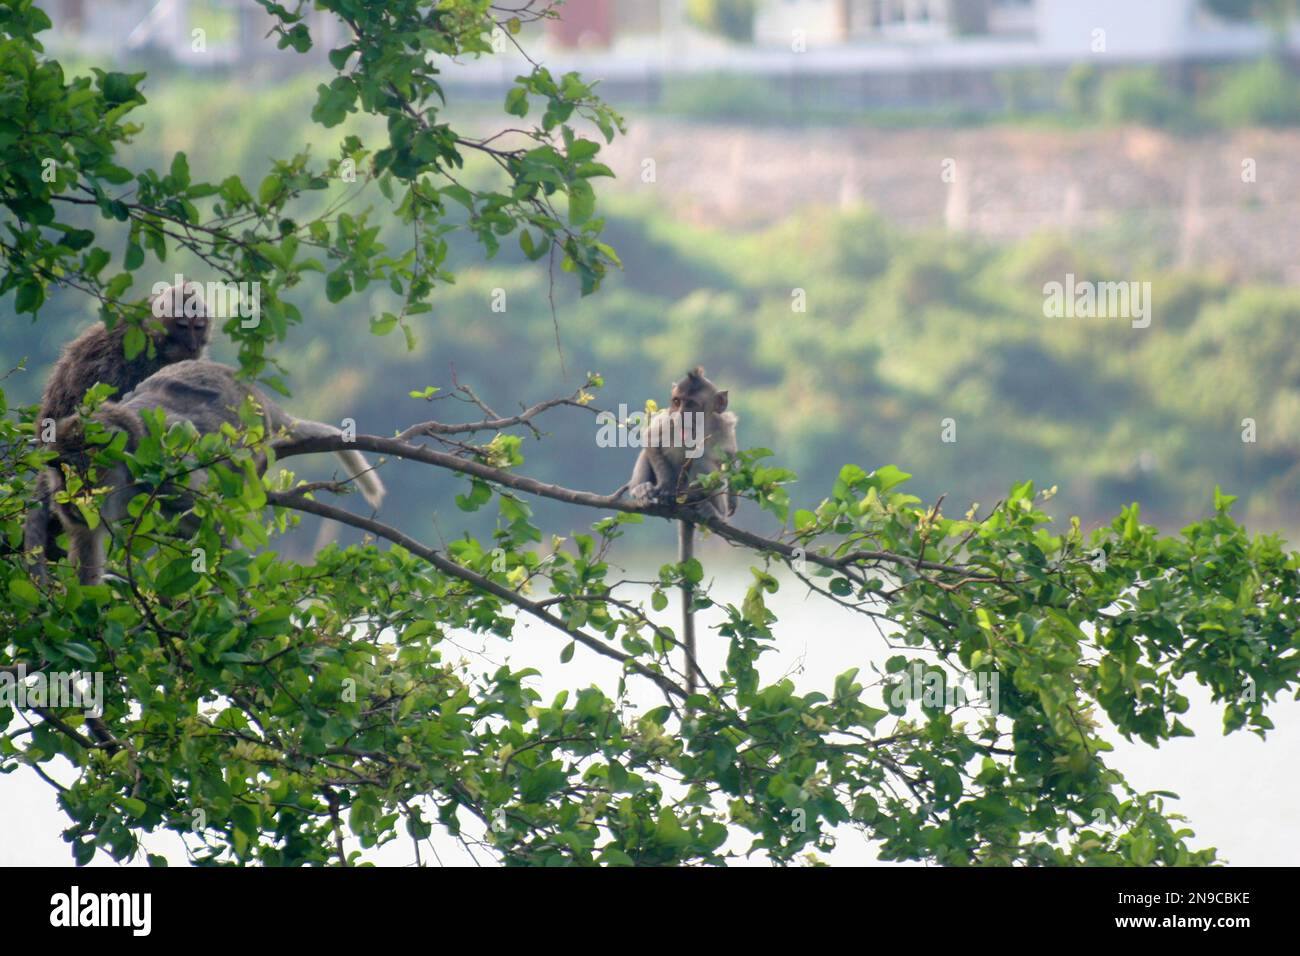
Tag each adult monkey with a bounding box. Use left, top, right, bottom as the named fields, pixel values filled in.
left=49, top=359, right=386, bottom=585
left=622, top=368, right=739, bottom=695
left=24, top=279, right=213, bottom=573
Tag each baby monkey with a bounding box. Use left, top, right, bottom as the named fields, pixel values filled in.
left=622, top=367, right=739, bottom=696
left=51, top=359, right=386, bottom=585
left=624, top=367, right=739, bottom=519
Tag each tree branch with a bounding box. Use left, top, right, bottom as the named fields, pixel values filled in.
left=264, top=488, right=687, bottom=700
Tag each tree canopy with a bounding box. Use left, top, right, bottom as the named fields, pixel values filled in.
left=2, top=0, right=1297, bottom=866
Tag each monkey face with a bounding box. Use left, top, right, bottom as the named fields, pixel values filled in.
left=159, top=311, right=211, bottom=361
left=670, top=370, right=728, bottom=415
left=151, top=280, right=212, bottom=361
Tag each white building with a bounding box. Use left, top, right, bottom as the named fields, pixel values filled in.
left=754, top=0, right=1288, bottom=61
left=41, top=0, right=344, bottom=67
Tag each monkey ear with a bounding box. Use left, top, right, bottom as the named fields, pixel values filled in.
left=714, top=390, right=729, bottom=412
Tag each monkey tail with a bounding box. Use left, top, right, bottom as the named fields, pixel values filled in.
left=333, top=447, right=386, bottom=510
left=679, top=519, right=698, bottom=697
left=283, top=418, right=387, bottom=510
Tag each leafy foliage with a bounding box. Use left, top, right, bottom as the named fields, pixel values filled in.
left=1204, top=57, right=1300, bottom=126
left=6, top=382, right=1297, bottom=865
left=0, top=0, right=623, bottom=382
left=686, top=0, right=758, bottom=43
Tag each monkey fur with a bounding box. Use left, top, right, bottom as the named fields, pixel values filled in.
left=24, top=280, right=214, bottom=570
left=49, top=359, right=386, bottom=585
left=38, top=280, right=213, bottom=425
left=623, top=367, right=739, bottom=695
left=625, top=367, right=738, bottom=520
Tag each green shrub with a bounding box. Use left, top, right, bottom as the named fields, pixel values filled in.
left=1062, top=62, right=1101, bottom=119
left=1098, top=68, right=1188, bottom=127
left=685, top=0, right=757, bottom=43
left=1204, top=58, right=1300, bottom=126
left=658, top=72, right=784, bottom=120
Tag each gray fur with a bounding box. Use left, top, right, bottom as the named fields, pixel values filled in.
left=24, top=280, right=212, bottom=570
left=51, top=360, right=385, bottom=584
left=625, top=367, right=738, bottom=520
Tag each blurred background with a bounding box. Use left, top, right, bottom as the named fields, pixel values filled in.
left=8, top=0, right=1300, bottom=548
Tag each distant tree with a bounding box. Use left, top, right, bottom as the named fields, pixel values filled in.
left=686, top=0, right=757, bottom=43
left=1099, top=68, right=1188, bottom=128
left=1202, top=0, right=1294, bottom=22
left=1202, top=0, right=1298, bottom=42
left=1062, top=62, right=1101, bottom=119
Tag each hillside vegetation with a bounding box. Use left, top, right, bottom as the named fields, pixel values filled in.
left=5, top=70, right=1297, bottom=545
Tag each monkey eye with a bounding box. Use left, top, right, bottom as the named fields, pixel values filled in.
left=671, top=397, right=681, bottom=409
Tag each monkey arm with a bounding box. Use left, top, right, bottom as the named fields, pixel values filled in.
left=625, top=446, right=660, bottom=499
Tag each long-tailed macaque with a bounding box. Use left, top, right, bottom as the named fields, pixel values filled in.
left=25, top=279, right=213, bottom=567
left=623, top=367, right=739, bottom=695
left=40, top=279, right=213, bottom=422
left=50, top=359, right=386, bottom=585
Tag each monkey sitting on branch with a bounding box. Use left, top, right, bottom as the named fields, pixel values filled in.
left=620, top=367, right=739, bottom=695
left=49, top=359, right=386, bottom=586
left=24, top=279, right=214, bottom=569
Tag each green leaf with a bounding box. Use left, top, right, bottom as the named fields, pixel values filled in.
left=8, top=578, right=40, bottom=607
left=123, top=325, right=146, bottom=360
left=568, top=181, right=595, bottom=224
left=455, top=480, right=493, bottom=512
left=62, top=642, right=98, bottom=665
left=258, top=174, right=283, bottom=205
left=328, top=45, right=356, bottom=69
left=326, top=269, right=352, bottom=303
left=156, top=557, right=201, bottom=598
left=116, top=797, right=148, bottom=818
left=14, top=281, right=44, bottom=314
left=654, top=809, right=691, bottom=850
left=505, top=87, right=529, bottom=117
left=872, top=465, right=911, bottom=492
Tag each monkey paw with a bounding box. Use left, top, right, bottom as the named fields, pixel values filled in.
left=628, top=481, right=656, bottom=501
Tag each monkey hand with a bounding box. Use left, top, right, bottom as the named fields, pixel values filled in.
left=628, top=482, right=683, bottom=508
left=627, top=481, right=657, bottom=502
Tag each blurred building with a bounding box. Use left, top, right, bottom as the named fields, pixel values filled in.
left=40, top=0, right=1295, bottom=64
left=41, top=0, right=344, bottom=67
left=35, top=0, right=1300, bottom=115
left=753, top=0, right=1288, bottom=59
